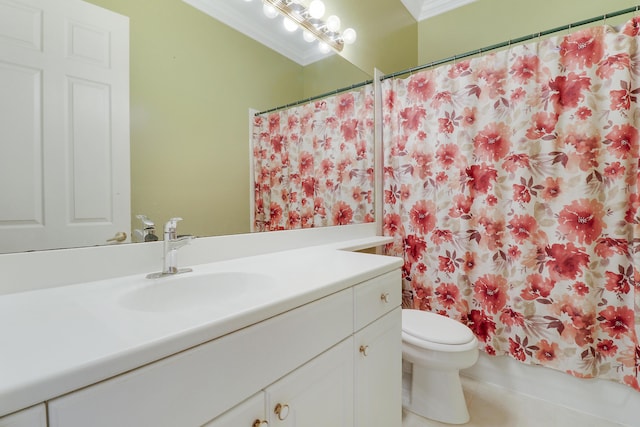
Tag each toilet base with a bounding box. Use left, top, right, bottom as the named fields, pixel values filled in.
left=406, top=363, right=470, bottom=424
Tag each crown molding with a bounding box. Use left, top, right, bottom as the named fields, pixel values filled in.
left=401, top=0, right=476, bottom=22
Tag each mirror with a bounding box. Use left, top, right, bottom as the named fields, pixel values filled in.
left=0, top=0, right=373, bottom=254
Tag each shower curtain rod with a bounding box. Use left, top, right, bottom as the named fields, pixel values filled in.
left=382, top=4, right=640, bottom=81
left=255, top=5, right=639, bottom=115
left=255, top=78, right=373, bottom=116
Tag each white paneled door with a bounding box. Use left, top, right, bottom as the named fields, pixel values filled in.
left=0, top=0, right=130, bottom=253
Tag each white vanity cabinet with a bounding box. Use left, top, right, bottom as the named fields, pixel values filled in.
left=0, top=405, right=46, bottom=427
left=39, top=267, right=401, bottom=427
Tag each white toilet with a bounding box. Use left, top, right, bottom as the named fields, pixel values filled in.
left=402, top=309, right=479, bottom=424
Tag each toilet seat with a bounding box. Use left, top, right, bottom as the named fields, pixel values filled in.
left=402, top=309, right=475, bottom=346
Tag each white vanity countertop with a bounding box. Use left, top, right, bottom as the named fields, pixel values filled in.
left=0, top=246, right=402, bottom=417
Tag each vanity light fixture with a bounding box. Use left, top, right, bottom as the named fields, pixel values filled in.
left=261, top=0, right=356, bottom=52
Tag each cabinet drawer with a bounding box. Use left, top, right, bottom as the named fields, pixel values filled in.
left=48, top=289, right=353, bottom=427
left=354, top=269, right=401, bottom=331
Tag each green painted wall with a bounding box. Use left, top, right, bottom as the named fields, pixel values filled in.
left=86, top=0, right=305, bottom=237
left=337, top=0, right=419, bottom=74
left=418, top=0, right=639, bottom=64
left=302, top=55, right=371, bottom=98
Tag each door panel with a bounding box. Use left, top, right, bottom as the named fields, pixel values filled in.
left=0, top=0, right=130, bottom=253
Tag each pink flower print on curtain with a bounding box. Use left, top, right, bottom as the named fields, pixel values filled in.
left=382, top=18, right=640, bottom=391
left=252, top=84, right=375, bottom=231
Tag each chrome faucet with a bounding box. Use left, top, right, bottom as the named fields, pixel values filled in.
left=147, top=217, right=194, bottom=278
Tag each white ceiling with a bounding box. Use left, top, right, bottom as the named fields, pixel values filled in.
left=182, top=0, right=475, bottom=66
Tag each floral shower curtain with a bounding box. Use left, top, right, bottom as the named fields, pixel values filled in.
left=382, top=18, right=640, bottom=390
left=252, top=85, right=375, bottom=231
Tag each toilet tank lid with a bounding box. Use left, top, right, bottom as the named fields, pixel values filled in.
left=402, top=309, right=475, bottom=345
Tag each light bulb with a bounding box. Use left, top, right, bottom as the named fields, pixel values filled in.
left=319, top=42, right=331, bottom=53
left=308, top=0, right=325, bottom=19
left=326, top=15, right=340, bottom=32
left=343, top=28, right=357, bottom=44
left=303, top=30, right=316, bottom=43
left=263, top=4, right=278, bottom=18
left=283, top=17, right=298, bottom=32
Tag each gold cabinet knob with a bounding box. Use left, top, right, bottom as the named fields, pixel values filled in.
left=380, top=292, right=390, bottom=303
left=359, top=345, right=369, bottom=356
left=107, top=231, right=127, bottom=242
left=252, top=420, right=269, bottom=427
left=274, top=403, right=290, bottom=421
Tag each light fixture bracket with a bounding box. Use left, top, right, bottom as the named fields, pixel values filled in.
left=263, top=0, right=345, bottom=52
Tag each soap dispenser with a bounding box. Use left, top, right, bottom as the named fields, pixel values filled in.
left=134, top=215, right=158, bottom=242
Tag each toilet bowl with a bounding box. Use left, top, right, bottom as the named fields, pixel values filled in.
left=402, top=309, right=479, bottom=424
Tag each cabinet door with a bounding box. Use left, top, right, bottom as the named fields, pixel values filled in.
left=355, top=307, right=402, bottom=427
left=203, top=392, right=266, bottom=427
left=266, top=338, right=354, bottom=427
left=0, top=404, right=46, bottom=427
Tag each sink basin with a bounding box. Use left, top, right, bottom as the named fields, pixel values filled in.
left=118, top=271, right=278, bottom=313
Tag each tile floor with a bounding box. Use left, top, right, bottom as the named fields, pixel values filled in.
left=402, top=376, right=627, bottom=427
